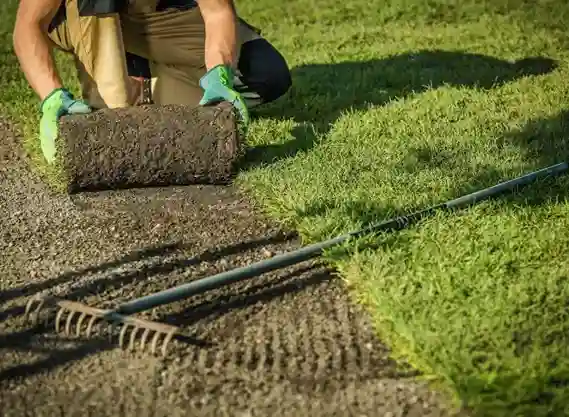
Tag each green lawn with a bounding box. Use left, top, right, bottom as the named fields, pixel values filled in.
left=3, top=1, right=569, bottom=416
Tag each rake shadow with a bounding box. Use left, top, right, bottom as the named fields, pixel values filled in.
left=159, top=263, right=333, bottom=328
left=0, top=323, right=115, bottom=383
left=0, top=243, right=183, bottom=308
left=58, top=229, right=298, bottom=302
left=244, top=50, right=558, bottom=167
left=0, top=231, right=299, bottom=381
left=0, top=244, right=327, bottom=383
left=0, top=318, right=213, bottom=384
left=0, top=230, right=298, bottom=318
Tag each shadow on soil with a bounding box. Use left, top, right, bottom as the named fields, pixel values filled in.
left=158, top=264, right=332, bottom=327
left=0, top=324, right=117, bottom=382
left=0, top=230, right=298, bottom=319
left=0, top=265, right=331, bottom=383
left=244, top=49, right=558, bottom=167
left=0, top=230, right=333, bottom=383
left=0, top=243, right=182, bottom=308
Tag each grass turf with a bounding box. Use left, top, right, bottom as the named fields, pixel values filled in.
left=2, top=0, right=569, bottom=415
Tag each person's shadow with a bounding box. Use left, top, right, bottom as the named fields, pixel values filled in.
left=243, top=49, right=558, bottom=167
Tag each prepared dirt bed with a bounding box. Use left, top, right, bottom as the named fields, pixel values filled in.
left=0, top=120, right=462, bottom=417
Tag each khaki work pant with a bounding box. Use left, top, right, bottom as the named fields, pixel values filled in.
left=48, top=0, right=262, bottom=109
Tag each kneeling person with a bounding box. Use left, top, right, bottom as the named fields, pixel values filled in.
left=12, top=0, right=292, bottom=163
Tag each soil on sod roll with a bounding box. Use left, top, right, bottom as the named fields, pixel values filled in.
left=57, top=102, right=241, bottom=193
left=0, top=119, right=466, bottom=417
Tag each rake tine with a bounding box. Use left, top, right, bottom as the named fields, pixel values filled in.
left=86, top=315, right=98, bottom=337
left=119, top=324, right=130, bottom=349
left=76, top=312, right=88, bottom=337
left=161, top=329, right=176, bottom=357
left=24, top=297, right=36, bottom=321
left=22, top=297, right=173, bottom=355
left=24, top=297, right=39, bottom=323
left=25, top=296, right=52, bottom=326
left=31, top=299, right=46, bottom=325
left=95, top=320, right=105, bottom=337
left=64, top=310, right=76, bottom=337
left=140, top=328, right=152, bottom=351
left=129, top=326, right=140, bottom=351
left=22, top=296, right=179, bottom=355
left=151, top=331, right=162, bottom=356
left=108, top=322, right=117, bottom=342
left=55, top=307, right=67, bottom=333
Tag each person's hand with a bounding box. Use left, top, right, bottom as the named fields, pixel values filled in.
left=39, top=88, right=92, bottom=164
left=199, top=65, right=250, bottom=133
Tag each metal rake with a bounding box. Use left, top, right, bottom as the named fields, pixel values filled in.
left=25, top=295, right=177, bottom=356
left=23, top=162, right=569, bottom=356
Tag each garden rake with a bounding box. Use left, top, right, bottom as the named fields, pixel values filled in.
left=24, top=162, right=569, bottom=356
left=24, top=295, right=178, bottom=356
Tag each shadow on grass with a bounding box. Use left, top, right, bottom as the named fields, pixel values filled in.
left=243, top=122, right=320, bottom=168
left=442, top=109, right=569, bottom=208
left=265, top=109, right=569, bottom=417
left=245, top=50, right=558, bottom=167
left=5, top=115, right=566, bottom=389
left=291, top=110, right=569, bottom=244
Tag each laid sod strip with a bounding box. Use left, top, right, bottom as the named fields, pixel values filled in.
left=337, top=192, right=569, bottom=415
left=55, top=103, right=242, bottom=193
left=234, top=1, right=569, bottom=415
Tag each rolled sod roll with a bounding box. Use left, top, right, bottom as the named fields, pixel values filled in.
left=56, top=102, right=242, bottom=193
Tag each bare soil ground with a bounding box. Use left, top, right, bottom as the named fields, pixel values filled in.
left=0, top=119, right=463, bottom=417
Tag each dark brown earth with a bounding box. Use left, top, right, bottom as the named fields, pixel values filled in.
left=0, top=118, right=466, bottom=417
left=58, top=102, right=241, bottom=193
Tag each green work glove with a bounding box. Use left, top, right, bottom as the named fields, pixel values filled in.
left=198, top=65, right=250, bottom=132
left=39, top=88, right=92, bottom=164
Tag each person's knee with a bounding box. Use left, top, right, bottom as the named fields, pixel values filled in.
left=126, top=52, right=152, bottom=78
left=238, top=38, right=292, bottom=105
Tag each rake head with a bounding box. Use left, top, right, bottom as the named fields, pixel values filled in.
left=24, top=295, right=179, bottom=356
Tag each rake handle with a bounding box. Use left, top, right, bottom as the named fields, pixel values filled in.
left=444, top=162, right=568, bottom=208
left=115, top=162, right=568, bottom=316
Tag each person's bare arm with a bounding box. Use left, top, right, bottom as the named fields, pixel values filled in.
left=13, top=0, right=63, bottom=100
left=196, top=0, right=238, bottom=70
